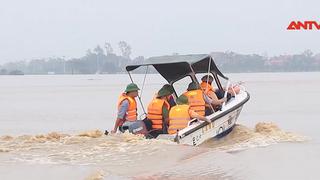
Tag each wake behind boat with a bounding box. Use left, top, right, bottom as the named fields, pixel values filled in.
left=118, top=54, right=250, bottom=146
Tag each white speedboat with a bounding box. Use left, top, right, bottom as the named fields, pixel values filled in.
left=125, top=54, right=250, bottom=146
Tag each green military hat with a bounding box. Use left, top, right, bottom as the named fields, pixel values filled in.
left=162, top=84, right=174, bottom=94
left=125, top=83, right=140, bottom=92
left=176, top=95, right=188, bottom=105
left=187, top=82, right=199, bottom=91
left=157, top=87, right=171, bottom=98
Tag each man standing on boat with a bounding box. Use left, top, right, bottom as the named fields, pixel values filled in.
left=168, top=95, right=210, bottom=134
left=111, top=83, right=140, bottom=133
left=147, top=87, right=172, bottom=137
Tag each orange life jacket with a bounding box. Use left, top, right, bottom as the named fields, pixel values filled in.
left=200, top=82, right=216, bottom=108
left=117, top=93, right=137, bottom=123
left=147, top=98, right=170, bottom=130
left=183, top=89, right=205, bottom=116
left=168, top=105, right=191, bottom=134
left=200, top=82, right=214, bottom=95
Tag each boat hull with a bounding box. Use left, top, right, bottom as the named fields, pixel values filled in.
left=178, top=106, right=243, bottom=146
left=157, top=91, right=250, bottom=146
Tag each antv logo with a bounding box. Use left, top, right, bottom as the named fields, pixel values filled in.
left=287, top=21, right=320, bottom=30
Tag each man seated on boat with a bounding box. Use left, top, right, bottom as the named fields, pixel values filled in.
left=168, top=95, right=210, bottom=134
left=183, top=82, right=221, bottom=116
left=161, top=84, right=176, bottom=107
left=147, top=87, right=172, bottom=138
left=111, top=83, right=140, bottom=133
left=200, top=75, right=228, bottom=112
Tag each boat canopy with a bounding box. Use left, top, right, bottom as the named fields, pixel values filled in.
left=126, top=54, right=228, bottom=83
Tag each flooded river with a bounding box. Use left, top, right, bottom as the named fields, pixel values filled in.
left=0, top=72, right=319, bottom=180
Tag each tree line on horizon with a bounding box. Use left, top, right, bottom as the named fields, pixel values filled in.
left=0, top=41, right=319, bottom=75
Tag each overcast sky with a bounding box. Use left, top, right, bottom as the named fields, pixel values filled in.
left=0, top=0, right=319, bottom=63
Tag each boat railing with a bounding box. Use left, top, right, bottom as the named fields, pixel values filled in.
left=187, top=118, right=200, bottom=127
left=222, top=80, right=231, bottom=110
left=239, top=83, right=246, bottom=92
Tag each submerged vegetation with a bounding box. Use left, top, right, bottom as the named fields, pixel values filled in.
left=0, top=41, right=319, bottom=75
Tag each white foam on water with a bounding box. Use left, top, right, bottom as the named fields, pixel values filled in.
left=201, top=122, right=307, bottom=152
left=0, top=123, right=308, bottom=179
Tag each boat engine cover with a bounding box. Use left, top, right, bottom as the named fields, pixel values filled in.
left=120, top=121, right=148, bottom=135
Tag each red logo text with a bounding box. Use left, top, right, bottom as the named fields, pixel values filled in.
left=287, top=21, right=320, bottom=30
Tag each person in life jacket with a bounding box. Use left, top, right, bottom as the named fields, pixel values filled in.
left=161, top=84, right=176, bottom=107
left=111, top=83, right=140, bottom=133
left=168, top=95, right=210, bottom=135
left=147, top=87, right=172, bottom=138
left=183, top=82, right=217, bottom=116
left=201, top=74, right=238, bottom=97
left=200, top=75, right=228, bottom=114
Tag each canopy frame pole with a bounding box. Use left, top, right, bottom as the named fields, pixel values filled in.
left=140, top=66, right=149, bottom=99
left=127, top=71, right=146, bottom=115
left=205, top=57, right=215, bottom=113
left=206, top=57, right=212, bottom=90
left=188, top=64, right=197, bottom=82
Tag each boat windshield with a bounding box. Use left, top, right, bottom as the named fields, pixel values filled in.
left=172, top=75, right=193, bottom=97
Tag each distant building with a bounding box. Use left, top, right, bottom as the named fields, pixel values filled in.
left=265, top=55, right=291, bottom=66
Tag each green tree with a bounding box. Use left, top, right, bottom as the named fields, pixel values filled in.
left=118, top=41, right=131, bottom=59
left=104, top=42, right=114, bottom=55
